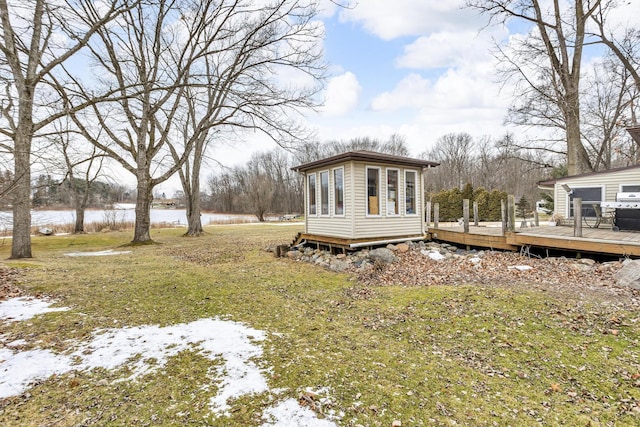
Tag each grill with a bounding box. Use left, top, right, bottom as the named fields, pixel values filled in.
left=601, top=193, right=640, bottom=231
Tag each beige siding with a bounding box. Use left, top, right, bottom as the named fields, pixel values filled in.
left=303, top=160, right=425, bottom=239
left=554, top=169, right=640, bottom=217
left=352, top=161, right=423, bottom=239
left=306, top=163, right=354, bottom=238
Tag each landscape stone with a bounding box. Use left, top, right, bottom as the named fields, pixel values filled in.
left=368, top=248, right=398, bottom=264
left=614, top=259, right=640, bottom=289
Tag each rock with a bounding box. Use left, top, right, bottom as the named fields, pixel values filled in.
left=614, top=259, right=640, bottom=289
left=336, top=253, right=347, bottom=260
left=369, top=248, right=397, bottom=264
left=330, top=260, right=350, bottom=272
left=286, top=251, right=301, bottom=259
left=396, top=243, right=410, bottom=253
left=578, top=258, right=596, bottom=266
left=392, top=421, right=402, bottom=427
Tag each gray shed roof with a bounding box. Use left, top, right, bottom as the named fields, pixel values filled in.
left=628, top=125, right=640, bottom=145
left=538, top=163, right=640, bottom=187
left=291, top=150, right=439, bottom=172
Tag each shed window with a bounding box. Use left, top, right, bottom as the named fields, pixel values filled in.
left=386, top=169, right=399, bottom=215
left=621, top=185, right=640, bottom=192
left=569, top=187, right=602, bottom=217
left=405, top=170, right=417, bottom=215
left=333, top=168, right=344, bottom=215
left=308, top=173, right=316, bottom=215
left=320, top=171, right=329, bottom=215
left=366, top=167, right=380, bottom=215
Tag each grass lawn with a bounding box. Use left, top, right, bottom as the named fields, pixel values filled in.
left=1, top=224, right=639, bottom=426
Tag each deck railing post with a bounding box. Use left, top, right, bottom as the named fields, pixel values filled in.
left=501, top=199, right=507, bottom=236
left=463, top=199, right=470, bottom=233
left=434, top=203, right=440, bottom=228
left=574, top=198, right=583, bottom=237
left=426, top=201, right=432, bottom=226
left=507, top=195, right=516, bottom=232
left=473, top=201, right=479, bottom=226
left=534, top=210, right=539, bottom=227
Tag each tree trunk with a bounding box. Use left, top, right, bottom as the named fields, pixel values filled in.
left=185, top=192, right=203, bottom=236
left=184, top=150, right=203, bottom=236
left=565, top=88, right=592, bottom=175
left=132, top=173, right=154, bottom=243
left=74, top=207, right=85, bottom=233
left=11, top=135, right=32, bottom=258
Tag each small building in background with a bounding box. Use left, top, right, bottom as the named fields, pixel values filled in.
left=291, top=150, right=439, bottom=250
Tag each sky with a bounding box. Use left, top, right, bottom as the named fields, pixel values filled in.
left=212, top=0, right=511, bottom=170
left=208, top=0, right=640, bottom=174
left=19, top=0, right=635, bottom=196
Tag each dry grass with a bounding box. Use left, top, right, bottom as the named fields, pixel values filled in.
left=0, top=224, right=639, bottom=426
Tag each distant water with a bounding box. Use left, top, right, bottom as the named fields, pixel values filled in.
left=0, top=204, right=260, bottom=231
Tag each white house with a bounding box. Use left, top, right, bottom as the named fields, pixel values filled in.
left=538, top=126, right=640, bottom=221
left=291, top=151, right=439, bottom=249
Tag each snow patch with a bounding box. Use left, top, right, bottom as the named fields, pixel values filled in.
left=0, top=297, right=338, bottom=425
left=65, top=249, right=132, bottom=257
left=0, top=297, right=69, bottom=322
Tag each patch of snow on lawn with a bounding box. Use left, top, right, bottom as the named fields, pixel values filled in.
left=0, top=297, right=338, bottom=425
left=0, top=297, right=69, bottom=322
left=0, top=348, right=72, bottom=398
left=65, top=249, right=132, bottom=257
left=261, top=398, right=337, bottom=427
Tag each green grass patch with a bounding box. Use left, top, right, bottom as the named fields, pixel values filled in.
left=1, top=224, right=639, bottom=426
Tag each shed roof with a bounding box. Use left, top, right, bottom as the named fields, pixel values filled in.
left=628, top=125, right=640, bottom=145
left=538, top=163, right=640, bottom=187
left=291, top=150, right=439, bottom=172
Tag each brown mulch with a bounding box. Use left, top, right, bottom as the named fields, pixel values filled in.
left=357, top=251, right=640, bottom=310
left=0, top=267, right=23, bottom=301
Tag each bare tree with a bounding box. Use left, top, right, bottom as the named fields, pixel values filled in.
left=591, top=6, right=640, bottom=96
left=466, top=0, right=604, bottom=175
left=582, top=56, right=638, bottom=169
left=423, top=132, right=475, bottom=190
left=64, top=0, right=324, bottom=242
left=53, top=120, right=106, bottom=233
left=0, top=0, right=134, bottom=258
left=168, top=0, right=324, bottom=236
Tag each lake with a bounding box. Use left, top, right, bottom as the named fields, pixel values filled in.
left=0, top=204, right=262, bottom=231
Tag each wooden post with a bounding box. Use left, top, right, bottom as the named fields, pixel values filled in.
left=426, top=201, right=432, bottom=226
left=501, top=199, right=507, bottom=236
left=507, top=195, right=516, bottom=232
left=533, top=210, right=539, bottom=227
left=473, top=201, right=479, bottom=226
left=463, top=199, right=470, bottom=233
left=574, top=198, right=582, bottom=237
left=434, top=203, right=439, bottom=228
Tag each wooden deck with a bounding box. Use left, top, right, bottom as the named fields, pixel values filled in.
left=428, top=224, right=640, bottom=257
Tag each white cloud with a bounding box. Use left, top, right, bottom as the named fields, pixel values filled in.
left=338, top=0, right=482, bottom=40
left=396, top=29, right=503, bottom=69
left=321, top=72, right=362, bottom=116
left=370, top=74, right=432, bottom=111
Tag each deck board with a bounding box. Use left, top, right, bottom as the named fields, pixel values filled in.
left=428, top=224, right=640, bottom=257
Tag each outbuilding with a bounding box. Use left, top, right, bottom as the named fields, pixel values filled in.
left=538, top=126, right=640, bottom=223
left=291, top=150, right=439, bottom=249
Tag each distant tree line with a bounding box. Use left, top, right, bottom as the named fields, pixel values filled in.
left=30, top=175, right=134, bottom=208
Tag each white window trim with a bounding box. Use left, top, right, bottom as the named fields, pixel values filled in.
left=332, top=166, right=346, bottom=217
left=319, top=170, right=330, bottom=216
left=404, top=169, right=419, bottom=217
left=365, top=166, right=382, bottom=217
left=307, top=173, right=317, bottom=217
left=386, top=168, right=401, bottom=216
left=564, top=185, right=604, bottom=217
left=619, top=184, right=640, bottom=193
